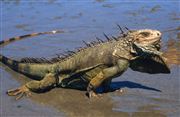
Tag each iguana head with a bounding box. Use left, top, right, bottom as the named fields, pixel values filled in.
left=126, top=29, right=170, bottom=73
left=124, top=29, right=162, bottom=57
left=128, top=29, right=161, bottom=50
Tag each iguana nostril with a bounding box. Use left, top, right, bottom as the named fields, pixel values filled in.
left=157, top=33, right=160, bottom=36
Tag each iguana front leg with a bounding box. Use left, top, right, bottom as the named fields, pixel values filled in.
left=87, top=59, right=129, bottom=98
left=7, top=73, right=57, bottom=100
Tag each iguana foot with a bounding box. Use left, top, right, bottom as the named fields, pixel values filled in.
left=86, top=83, right=102, bottom=98
left=86, top=91, right=102, bottom=98
left=7, top=85, right=31, bottom=100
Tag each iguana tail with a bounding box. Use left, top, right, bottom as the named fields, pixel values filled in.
left=0, top=30, right=64, bottom=46
left=0, top=30, right=64, bottom=74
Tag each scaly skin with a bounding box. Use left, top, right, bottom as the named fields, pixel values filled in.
left=0, top=28, right=170, bottom=99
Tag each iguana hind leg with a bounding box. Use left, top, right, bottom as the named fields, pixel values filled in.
left=7, top=73, right=57, bottom=100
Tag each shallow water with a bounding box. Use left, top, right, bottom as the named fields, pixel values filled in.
left=0, top=0, right=180, bottom=117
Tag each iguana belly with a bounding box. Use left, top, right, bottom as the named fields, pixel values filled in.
left=59, top=65, right=107, bottom=90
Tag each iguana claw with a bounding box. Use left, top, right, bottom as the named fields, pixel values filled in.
left=86, top=83, right=102, bottom=98
left=7, top=85, right=31, bottom=100
left=86, top=91, right=102, bottom=98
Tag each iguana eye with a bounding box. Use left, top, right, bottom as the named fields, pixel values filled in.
left=139, top=32, right=150, bottom=37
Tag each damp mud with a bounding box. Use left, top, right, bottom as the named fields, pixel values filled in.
left=1, top=1, right=180, bottom=117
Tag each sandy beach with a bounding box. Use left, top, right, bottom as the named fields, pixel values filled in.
left=1, top=0, right=179, bottom=117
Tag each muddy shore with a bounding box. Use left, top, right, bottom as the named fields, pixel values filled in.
left=1, top=1, right=179, bottom=117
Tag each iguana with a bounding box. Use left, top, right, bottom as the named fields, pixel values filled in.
left=0, top=27, right=170, bottom=100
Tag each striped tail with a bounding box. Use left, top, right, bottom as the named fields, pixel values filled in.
left=0, top=30, right=64, bottom=71
left=0, top=30, right=64, bottom=46
left=0, top=55, right=19, bottom=71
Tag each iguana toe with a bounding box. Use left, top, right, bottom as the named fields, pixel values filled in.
left=86, top=91, right=102, bottom=98
left=7, top=85, right=31, bottom=100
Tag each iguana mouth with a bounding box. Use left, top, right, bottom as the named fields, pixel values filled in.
left=153, top=37, right=161, bottom=50
left=136, top=37, right=161, bottom=51
left=149, top=36, right=161, bottom=43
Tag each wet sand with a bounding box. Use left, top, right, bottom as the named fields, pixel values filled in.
left=1, top=0, right=180, bottom=117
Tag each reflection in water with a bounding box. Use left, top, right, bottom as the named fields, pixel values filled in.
left=111, top=81, right=161, bottom=92
left=150, top=5, right=161, bottom=13
left=163, top=34, right=180, bottom=65
left=15, top=24, right=29, bottom=29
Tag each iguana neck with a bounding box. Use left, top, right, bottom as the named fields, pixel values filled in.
left=112, top=37, right=135, bottom=60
